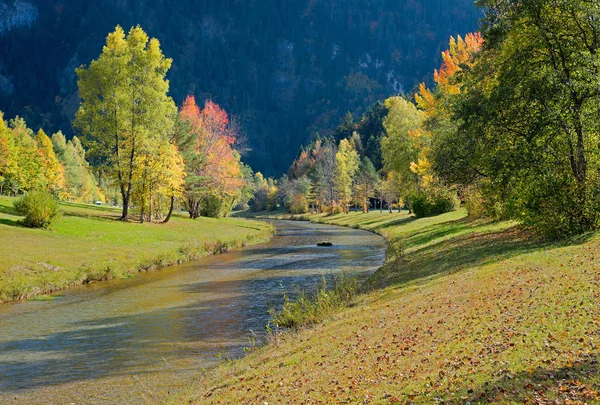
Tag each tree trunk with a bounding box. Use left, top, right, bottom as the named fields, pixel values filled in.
left=148, top=185, right=152, bottom=223
left=140, top=200, right=145, bottom=224
left=121, top=194, right=130, bottom=221
left=163, top=194, right=175, bottom=223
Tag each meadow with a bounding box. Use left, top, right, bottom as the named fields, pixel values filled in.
left=0, top=196, right=273, bottom=303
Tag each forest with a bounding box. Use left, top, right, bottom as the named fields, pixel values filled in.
left=3, top=0, right=600, bottom=237
left=273, top=0, right=600, bottom=237
left=1, top=26, right=255, bottom=226
left=3, top=1, right=600, bottom=404
left=0, top=0, right=480, bottom=175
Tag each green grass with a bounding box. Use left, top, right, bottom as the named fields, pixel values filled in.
left=270, top=274, right=360, bottom=329
left=0, top=196, right=274, bottom=303
left=167, top=209, right=600, bottom=404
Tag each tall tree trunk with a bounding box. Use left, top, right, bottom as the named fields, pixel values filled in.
left=121, top=192, right=129, bottom=221
left=149, top=184, right=153, bottom=223
left=140, top=199, right=145, bottom=224
left=163, top=193, right=175, bottom=223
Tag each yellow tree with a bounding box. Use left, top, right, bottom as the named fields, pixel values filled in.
left=75, top=25, right=176, bottom=220
left=132, top=136, right=185, bottom=223
left=9, top=117, right=44, bottom=193
left=412, top=33, right=484, bottom=188
left=0, top=113, right=18, bottom=195
left=334, top=138, right=359, bottom=213
left=36, top=129, right=65, bottom=194
left=380, top=96, right=423, bottom=194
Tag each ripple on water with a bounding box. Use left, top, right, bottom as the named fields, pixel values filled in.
left=0, top=220, right=385, bottom=404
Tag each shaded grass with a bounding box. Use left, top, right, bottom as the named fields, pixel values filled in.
left=167, top=209, right=600, bottom=404
left=0, top=196, right=274, bottom=303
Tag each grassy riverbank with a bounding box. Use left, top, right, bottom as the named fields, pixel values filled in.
left=169, top=209, right=600, bottom=404
left=0, top=196, right=273, bottom=303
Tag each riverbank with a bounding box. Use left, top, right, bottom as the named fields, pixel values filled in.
left=0, top=196, right=274, bottom=303
left=168, top=209, right=600, bottom=404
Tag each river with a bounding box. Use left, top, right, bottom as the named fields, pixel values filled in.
left=0, top=220, right=385, bottom=404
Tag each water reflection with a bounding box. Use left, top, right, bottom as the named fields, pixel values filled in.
left=0, top=220, right=385, bottom=404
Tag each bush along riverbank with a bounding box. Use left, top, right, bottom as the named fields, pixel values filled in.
left=168, top=209, right=600, bottom=404
left=0, top=197, right=274, bottom=303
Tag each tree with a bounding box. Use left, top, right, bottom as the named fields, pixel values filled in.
left=322, top=140, right=338, bottom=207
left=132, top=139, right=185, bottom=223
left=0, top=113, right=18, bottom=195
left=36, top=129, right=64, bottom=194
left=353, top=157, right=379, bottom=213
left=74, top=25, right=176, bottom=220
left=380, top=97, right=423, bottom=202
left=448, top=0, right=600, bottom=234
left=382, top=171, right=403, bottom=213
left=9, top=116, right=44, bottom=193
left=179, top=95, right=244, bottom=218
left=251, top=172, right=278, bottom=212
left=335, top=138, right=360, bottom=213
left=416, top=33, right=484, bottom=188
left=334, top=112, right=356, bottom=142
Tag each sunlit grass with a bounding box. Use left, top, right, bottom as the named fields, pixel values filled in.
left=169, top=209, right=600, bottom=404
left=0, top=196, right=273, bottom=303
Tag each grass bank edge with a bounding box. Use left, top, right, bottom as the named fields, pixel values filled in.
left=166, top=210, right=600, bottom=404
left=0, top=199, right=275, bottom=304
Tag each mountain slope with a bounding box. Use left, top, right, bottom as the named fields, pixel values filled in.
left=0, top=0, right=480, bottom=174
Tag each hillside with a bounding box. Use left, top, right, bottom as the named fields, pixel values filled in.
left=168, top=210, right=600, bottom=404
left=0, top=0, right=480, bottom=174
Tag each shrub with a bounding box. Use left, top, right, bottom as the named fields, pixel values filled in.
left=411, top=190, right=459, bottom=219
left=289, top=194, right=309, bottom=214
left=464, top=185, right=486, bottom=219
left=386, top=236, right=405, bottom=262
left=270, top=274, right=359, bottom=329
left=201, top=195, right=224, bottom=218
left=322, top=203, right=344, bottom=215
left=14, top=191, right=61, bottom=229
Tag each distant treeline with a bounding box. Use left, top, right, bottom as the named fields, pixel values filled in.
left=272, top=0, right=600, bottom=237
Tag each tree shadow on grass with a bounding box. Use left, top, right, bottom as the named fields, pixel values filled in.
left=0, top=204, right=23, bottom=228
left=446, top=354, right=600, bottom=404
left=401, top=217, right=494, bottom=250
left=61, top=209, right=122, bottom=221
left=372, top=218, right=595, bottom=289
left=362, top=215, right=416, bottom=230
left=0, top=217, right=22, bottom=227
left=0, top=203, right=18, bottom=216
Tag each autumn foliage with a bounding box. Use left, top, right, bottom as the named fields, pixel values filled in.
left=180, top=96, right=244, bottom=218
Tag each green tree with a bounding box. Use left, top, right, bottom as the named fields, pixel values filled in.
left=74, top=25, right=176, bottom=220
left=51, top=132, right=100, bottom=203
left=353, top=157, right=379, bottom=213
left=380, top=97, right=423, bottom=204
left=449, top=0, right=600, bottom=234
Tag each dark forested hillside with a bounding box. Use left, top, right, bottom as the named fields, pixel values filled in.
left=0, top=0, right=480, bottom=174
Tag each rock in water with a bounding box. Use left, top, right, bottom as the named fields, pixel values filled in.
left=317, top=241, right=333, bottom=247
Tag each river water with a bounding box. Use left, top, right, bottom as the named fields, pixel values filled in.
left=0, top=220, right=385, bottom=404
